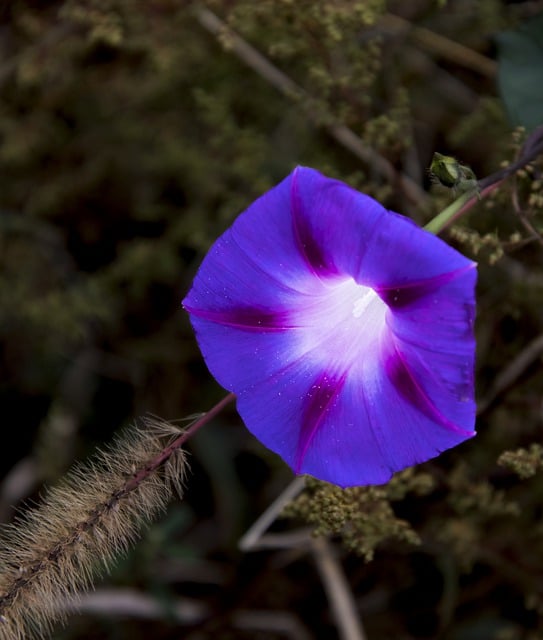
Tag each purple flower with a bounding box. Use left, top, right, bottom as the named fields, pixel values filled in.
left=183, top=167, right=476, bottom=487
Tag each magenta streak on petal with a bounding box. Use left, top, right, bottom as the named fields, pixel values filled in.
left=295, top=370, right=347, bottom=473
left=290, top=168, right=337, bottom=278
left=377, top=264, right=476, bottom=308
left=184, top=305, right=298, bottom=332
left=384, top=340, right=475, bottom=436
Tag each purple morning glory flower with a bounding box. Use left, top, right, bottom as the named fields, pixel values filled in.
left=183, top=166, right=476, bottom=487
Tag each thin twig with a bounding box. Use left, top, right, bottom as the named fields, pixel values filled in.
left=425, top=125, right=543, bottom=234
left=232, top=609, right=313, bottom=640
left=478, top=125, right=543, bottom=191
left=477, top=333, right=543, bottom=415
left=511, top=173, right=543, bottom=247
left=241, top=529, right=314, bottom=551
left=64, top=588, right=313, bottom=639
left=379, top=13, right=497, bottom=78
left=194, top=5, right=429, bottom=211
left=62, top=588, right=208, bottom=624
left=239, top=476, right=307, bottom=551
left=239, top=476, right=366, bottom=640
left=311, top=536, right=368, bottom=640
left=239, top=477, right=367, bottom=640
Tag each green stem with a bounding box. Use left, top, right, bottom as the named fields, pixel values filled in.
left=423, top=190, right=474, bottom=235
left=424, top=124, right=543, bottom=236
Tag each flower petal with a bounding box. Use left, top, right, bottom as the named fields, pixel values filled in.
left=183, top=166, right=477, bottom=487
left=384, top=266, right=477, bottom=427
left=233, top=322, right=475, bottom=488
left=291, top=166, right=475, bottom=289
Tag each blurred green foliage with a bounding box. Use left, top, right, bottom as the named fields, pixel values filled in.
left=496, top=12, right=543, bottom=132
left=1, top=1, right=543, bottom=639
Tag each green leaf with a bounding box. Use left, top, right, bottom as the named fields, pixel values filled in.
left=496, top=13, right=543, bottom=131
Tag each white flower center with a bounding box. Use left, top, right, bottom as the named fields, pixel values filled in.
left=352, top=290, right=375, bottom=318
left=289, top=276, right=388, bottom=371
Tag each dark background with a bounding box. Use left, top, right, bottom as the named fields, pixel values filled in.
left=1, top=1, right=543, bottom=638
